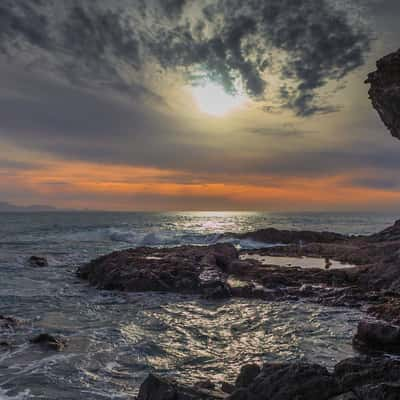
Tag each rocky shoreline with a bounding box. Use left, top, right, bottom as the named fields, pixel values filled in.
left=137, top=356, right=400, bottom=400
left=3, top=221, right=400, bottom=398
left=74, top=219, right=400, bottom=399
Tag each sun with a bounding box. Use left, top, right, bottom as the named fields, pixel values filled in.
left=191, top=82, right=248, bottom=117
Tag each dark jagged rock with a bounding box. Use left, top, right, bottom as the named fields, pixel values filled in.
left=355, top=383, right=400, bottom=400
left=30, top=333, right=67, bottom=351
left=334, top=356, right=400, bottom=392
left=78, top=244, right=238, bottom=295
left=368, top=299, right=400, bottom=325
left=28, top=256, right=48, bottom=268
left=137, top=374, right=226, bottom=400
left=229, top=228, right=346, bottom=245
left=138, top=357, right=400, bottom=400
left=368, top=219, right=400, bottom=242
left=230, top=362, right=340, bottom=400
left=235, top=364, right=260, bottom=388
left=353, top=320, right=400, bottom=354
left=366, top=49, right=400, bottom=140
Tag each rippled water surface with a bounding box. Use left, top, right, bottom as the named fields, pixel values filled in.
left=0, top=212, right=395, bottom=399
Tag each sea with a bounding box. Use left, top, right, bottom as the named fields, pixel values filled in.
left=0, top=211, right=397, bottom=399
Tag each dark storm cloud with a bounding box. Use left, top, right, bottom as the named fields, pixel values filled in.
left=63, top=5, right=141, bottom=69
left=0, top=0, right=371, bottom=116
left=150, top=0, right=371, bottom=115
left=0, top=0, right=49, bottom=50
left=160, top=0, right=188, bottom=19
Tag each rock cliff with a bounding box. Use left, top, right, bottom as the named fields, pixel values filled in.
left=366, top=49, right=400, bottom=139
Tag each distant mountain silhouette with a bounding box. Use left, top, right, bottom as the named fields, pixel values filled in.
left=0, top=201, right=60, bottom=212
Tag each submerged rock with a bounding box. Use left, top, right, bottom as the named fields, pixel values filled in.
left=0, top=315, right=21, bottom=331
left=28, top=256, right=48, bottom=268
left=366, top=49, right=400, bottom=140
left=30, top=333, right=67, bottom=351
left=0, top=341, right=10, bottom=350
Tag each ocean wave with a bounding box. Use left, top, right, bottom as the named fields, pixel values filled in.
left=0, top=389, right=32, bottom=400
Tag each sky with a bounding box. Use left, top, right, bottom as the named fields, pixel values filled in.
left=0, top=0, right=399, bottom=211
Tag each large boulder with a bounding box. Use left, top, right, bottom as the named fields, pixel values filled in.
left=235, top=364, right=261, bottom=388
left=355, top=383, right=400, bottom=400
left=366, top=49, right=400, bottom=140
left=353, top=320, right=400, bottom=353
left=137, top=374, right=225, bottom=400
left=334, top=356, right=400, bottom=392
left=229, top=362, right=340, bottom=400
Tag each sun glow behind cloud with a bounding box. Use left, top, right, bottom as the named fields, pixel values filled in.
left=191, top=82, right=248, bottom=117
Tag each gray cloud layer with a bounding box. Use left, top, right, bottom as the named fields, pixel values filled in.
left=0, top=0, right=371, bottom=116
left=1, top=0, right=400, bottom=206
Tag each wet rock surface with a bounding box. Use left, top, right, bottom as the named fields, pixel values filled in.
left=334, top=356, right=400, bottom=392
left=353, top=319, right=400, bottom=354
left=230, top=228, right=347, bottom=244
left=138, top=373, right=226, bottom=400
left=366, top=48, right=400, bottom=140
left=78, top=244, right=237, bottom=294
left=138, top=357, right=400, bottom=400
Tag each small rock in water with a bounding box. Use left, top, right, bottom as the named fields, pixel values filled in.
left=235, top=364, right=261, bottom=388
left=220, top=382, right=235, bottom=394
left=0, top=315, right=21, bottom=330
left=0, top=341, right=10, bottom=350
left=30, top=333, right=67, bottom=351
left=28, top=256, right=48, bottom=268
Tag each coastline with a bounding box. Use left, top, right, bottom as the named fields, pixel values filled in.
left=2, top=215, right=400, bottom=399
